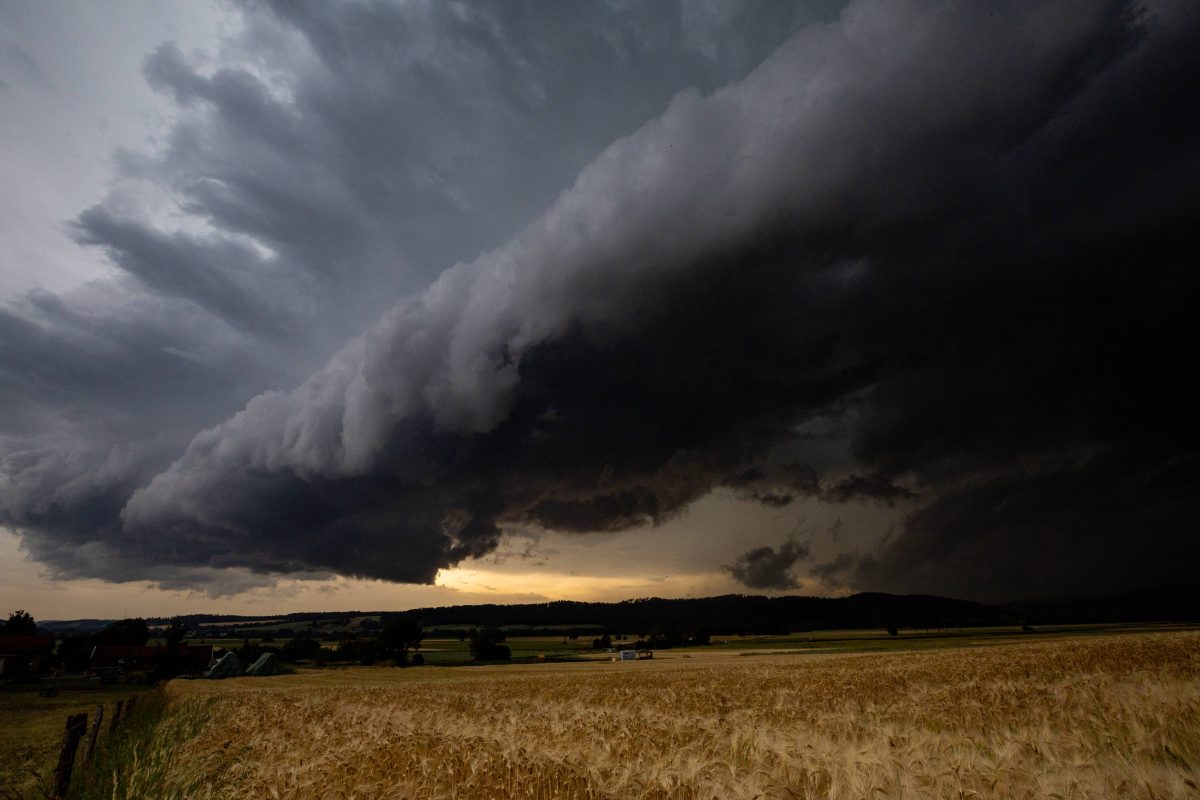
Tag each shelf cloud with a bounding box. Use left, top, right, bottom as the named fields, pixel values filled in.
left=2, top=0, right=1198, bottom=601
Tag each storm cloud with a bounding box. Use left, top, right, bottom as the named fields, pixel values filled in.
left=724, top=540, right=811, bottom=591
left=3, top=0, right=1199, bottom=600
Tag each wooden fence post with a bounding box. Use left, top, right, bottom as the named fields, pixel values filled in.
left=84, top=704, right=104, bottom=760
left=51, top=712, right=87, bottom=799
left=108, top=699, right=124, bottom=736
left=125, top=694, right=137, bottom=718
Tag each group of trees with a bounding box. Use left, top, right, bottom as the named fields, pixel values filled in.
left=5, top=613, right=203, bottom=678
left=247, top=616, right=426, bottom=667
left=1, top=608, right=433, bottom=673
left=590, top=628, right=711, bottom=651
left=468, top=629, right=510, bottom=661
left=0, top=609, right=38, bottom=636
left=5, top=606, right=731, bottom=671
left=4, top=608, right=522, bottom=673
left=332, top=616, right=425, bottom=665
left=397, top=594, right=1011, bottom=634
left=335, top=623, right=510, bottom=664
left=0, top=610, right=167, bottom=673
left=58, top=616, right=155, bottom=672
left=238, top=635, right=323, bottom=666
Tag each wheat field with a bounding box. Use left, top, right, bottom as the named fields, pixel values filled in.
left=125, top=632, right=1200, bottom=799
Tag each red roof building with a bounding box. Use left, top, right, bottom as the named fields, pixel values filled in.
left=90, top=644, right=213, bottom=673
left=0, top=635, right=55, bottom=678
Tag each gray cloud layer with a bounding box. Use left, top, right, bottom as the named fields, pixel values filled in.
left=1, top=0, right=818, bottom=589
left=3, top=0, right=1198, bottom=600
left=723, top=540, right=811, bottom=591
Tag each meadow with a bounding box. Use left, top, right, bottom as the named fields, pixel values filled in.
left=61, top=629, right=1200, bottom=799
left=0, top=681, right=151, bottom=798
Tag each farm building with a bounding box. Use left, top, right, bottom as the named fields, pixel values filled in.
left=90, top=644, right=213, bottom=675
left=611, top=648, right=653, bottom=662
left=205, top=650, right=244, bottom=679
left=244, top=652, right=285, bottom=676
left=0, top=635, right=55, bottom=679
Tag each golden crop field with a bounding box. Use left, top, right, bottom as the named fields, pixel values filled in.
left=113, top=632, right=1200, bottom=799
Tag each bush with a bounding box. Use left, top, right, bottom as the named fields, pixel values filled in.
left=469, top=629, right=511, bottom=661
left=280, top=636, right=323, bottom=663
left=336, top=638, right=382, bottom=665
left=57, top=634, right=95, bottom=671
left=476, top=643, right=510, bottom=661
left=236, top=639, right=265, bottom=664
left=94, top=618, right=150, bottom=646
left=1, top=609, right=37, bottom=636
left=66, top=689, right=211, bottom=800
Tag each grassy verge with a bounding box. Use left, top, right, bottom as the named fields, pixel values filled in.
left=0, top=682, right=152, bottom=799
left=64, top=689, right=214, bottom=800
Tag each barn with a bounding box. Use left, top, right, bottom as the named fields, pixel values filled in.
left=90, top=644, right=213, bottom=676
left=0, top=635, right=55, bottom=680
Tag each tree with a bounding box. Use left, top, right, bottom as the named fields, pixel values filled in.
left=337, top=637, right=381, bottom=666
left=1, top=609, right=37, bottom=636
left=93, top=618, right=150, bottom=646
left=469, top=629, right=510, bottom=661
left=164, top=617, right=187, bottom=649
left=236, top=638, right=265, bottom=665
left=56, top=635, right=94, bottom=671
left=280, top=636, right=323, bottom=663
left=155, top=617, right=191, bottom=680
left=379, top=617, right=423, bottom=665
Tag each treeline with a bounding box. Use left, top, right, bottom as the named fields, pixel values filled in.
left=1006, top=584, right=1200, bottom=624
left=34, top=585, right=1200, bottom=642
left=144, top=611, right=360, bottom=628
left=57, top=618, right=177, bottom=673
left=0, top=609, right=38, bottom=635
left=237, top=616, right=424, bottom=666
left=125, top=592, right=1012, bottom=637
left=408, top=593, right=1011, bottom=635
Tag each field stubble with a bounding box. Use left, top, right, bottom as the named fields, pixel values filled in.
left=147, top=632, right=1200, bottom=799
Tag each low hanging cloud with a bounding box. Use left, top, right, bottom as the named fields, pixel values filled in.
left=0, top=0, right=811, bottom=590
left=723, top=540, right=811, bottom=591
left=3, top=0, right=1200, bottom=600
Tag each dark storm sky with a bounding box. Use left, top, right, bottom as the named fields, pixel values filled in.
left=1, top=0, right=1197, bottom=605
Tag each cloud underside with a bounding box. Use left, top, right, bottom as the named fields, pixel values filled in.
left=3, top=1, right=1199, bottom=600
left=724, top=540, right=811, bottom=591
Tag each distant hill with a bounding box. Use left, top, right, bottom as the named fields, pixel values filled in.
left=1006, top=584, right=1200, bottom=624
left=393, top=593, right=1011, bottom=634
left=40, top=592, right=1011, bottom=636
left=36, top=585, right=1200, bottom=639
left=31, top=618, right=114, bottom=635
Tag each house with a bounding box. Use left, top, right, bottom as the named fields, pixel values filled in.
left=90, top=644, right=213, bottom=676
left=0, top=635, right=55, bottom=679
